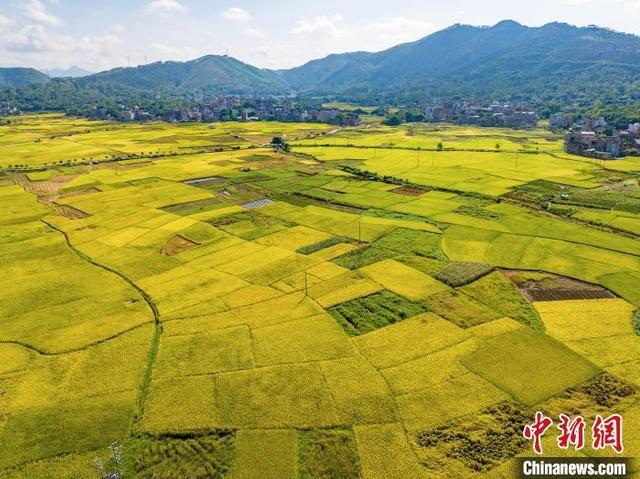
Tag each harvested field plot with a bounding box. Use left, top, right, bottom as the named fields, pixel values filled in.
left=503, top=269, right=616, bottom=301
left=160, top=234, right=199, bottom=255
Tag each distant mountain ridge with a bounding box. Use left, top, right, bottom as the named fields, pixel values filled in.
left=2, top=21, right=639, bottom=109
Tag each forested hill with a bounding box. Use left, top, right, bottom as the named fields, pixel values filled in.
left=2, top=21, right=639, bottom=112
left=0, top=68, right=50, bottom=88
left=79, top=55, right=288, bottom=96
left=281, top=21, right=640, bottom=107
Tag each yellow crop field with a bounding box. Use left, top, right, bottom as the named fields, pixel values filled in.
left=140, top=376, right=220, bottom=433
left=354, top=313, right=470, bottom=369
left=251, top=314, right=356, bottom=366
left=153, top=326, right=254, bottom=378
left=360, top=259, right=449, bottom=300
left=319, top=356, right=397, bottom=424
left=354, top=423, right=429, bottom=479
left=534, top=298, right=635, bottom=341
left=308, top=271, right=383, bottom=307
left=215, top=363, right=339, bottom=428
left=461, top=328, right=601, bottom=405
left=228, top=430, right=299, bottom=479
left=2, top=114, right=639, bottom=477
left=395, top=371, right=509, bottom=431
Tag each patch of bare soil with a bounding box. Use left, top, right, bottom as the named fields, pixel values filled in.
left=52, top=204, right=88, bottom=219
left=14, top=174, right=95, bottom=219
left=501, top=269, right=615, bottom=302
left=18, top=174, right=78, bottom=206
left=161, top=235, right=200, bottom=256
left=390, top=186, right=426, bottom=196
left=184, top=176, right=227, bottom=188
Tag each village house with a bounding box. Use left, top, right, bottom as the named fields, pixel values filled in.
left=0, top=102, right=21, bottom=116
left=424, top=101, right=538, bottom=128
left=564, top=131, right=623, bottom=159
left=549, top=113, right=572, bottom=130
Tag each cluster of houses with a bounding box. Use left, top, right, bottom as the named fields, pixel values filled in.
left=424, top=101, right=538, bottom=128
left=555, top=114, right=640, bottom=159
left=88, top=97, right=360, bottom=127
left=0, top=102, right=21, bottom=116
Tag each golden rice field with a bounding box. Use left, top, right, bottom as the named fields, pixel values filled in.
left=1, top=114, right=639, bottom=478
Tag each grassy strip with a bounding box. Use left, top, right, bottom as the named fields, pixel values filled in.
left=333, top=245, right=397, bottom=270
left=297, top=236, right=352, bottom=255
left=329, top=291, right=425, bottom=336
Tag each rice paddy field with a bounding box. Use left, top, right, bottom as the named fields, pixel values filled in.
left=1, top=114, right=639, bottom=478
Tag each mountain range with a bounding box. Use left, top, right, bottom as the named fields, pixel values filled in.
left=1, top=21, right=639, bottom=108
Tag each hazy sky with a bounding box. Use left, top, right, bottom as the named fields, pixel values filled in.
left=0, top=0, right=639, bottom=73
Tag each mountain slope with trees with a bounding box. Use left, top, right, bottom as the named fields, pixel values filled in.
left=1, top=21, right=639, bottom=114
left=281, top=21, right=640, bottom=108
left=0, top=68, right=50, bottom=88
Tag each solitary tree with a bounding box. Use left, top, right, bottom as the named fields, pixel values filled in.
left=270, top=136, right=290, bottom=152
left=495, top=143, right=501, bottom=150
left=436, top=142, right=444, bottom=151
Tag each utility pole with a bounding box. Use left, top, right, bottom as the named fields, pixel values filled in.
left=304, top=272, right=308, bottom=296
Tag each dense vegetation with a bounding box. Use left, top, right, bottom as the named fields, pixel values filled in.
left=0, top=67, right=50, bottom=88
left=283, top=21, right=640, bottom=112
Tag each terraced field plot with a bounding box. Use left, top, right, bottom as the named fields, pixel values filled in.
left=1, top=114, right=639, bottom=478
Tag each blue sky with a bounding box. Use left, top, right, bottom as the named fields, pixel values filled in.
left=0, top=0, right=639, bottom=72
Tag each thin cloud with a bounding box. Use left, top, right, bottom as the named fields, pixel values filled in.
left=291, top=14, right=343, bottom=38
left=24, top=0, right=62, bottom=26
left=223, top=7, right=251, bottom=23
left=147, top=0, right=187, bottom=14
left=243, top=27, right=265, bottom=38
left=0, top=14, right=13, bottom=29
left=360, top=17, right=436, bottom=43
